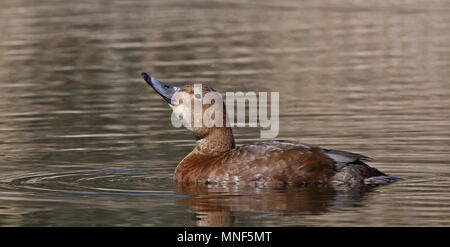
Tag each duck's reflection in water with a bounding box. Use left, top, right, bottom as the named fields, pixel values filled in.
left=176, top=184, right=377, bottom=226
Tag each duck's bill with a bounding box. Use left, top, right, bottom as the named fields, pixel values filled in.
left=141, top=72, right=180, bottom=104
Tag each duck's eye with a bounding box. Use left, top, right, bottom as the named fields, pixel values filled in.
left=195, top=94, right=202, bottom=99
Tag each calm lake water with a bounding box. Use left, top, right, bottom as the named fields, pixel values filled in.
left=0, top=0, right=449, bottom=226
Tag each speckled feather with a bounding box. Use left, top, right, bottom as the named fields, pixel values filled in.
left=174, top=140, right=385, bottom=185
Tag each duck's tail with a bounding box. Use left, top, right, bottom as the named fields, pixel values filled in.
left=364, top=175, right=403, bottom=185
left=332, top=160, right=402, bottom=186
left=321, top=146, right=403, bottom=186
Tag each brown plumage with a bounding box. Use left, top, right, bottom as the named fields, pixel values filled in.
left=175, top=139, right=387, bottom=186
left=141, top=72, right=400, bottom=187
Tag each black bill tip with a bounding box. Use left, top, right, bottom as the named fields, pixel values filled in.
left=141, top=72, right=180, bottom=104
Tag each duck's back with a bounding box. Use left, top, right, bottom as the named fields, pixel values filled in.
left=176, top=140, right=388, bottom=185
left=216, top=140, right=335, bottom=185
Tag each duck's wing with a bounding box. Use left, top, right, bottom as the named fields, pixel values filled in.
left=320, top=148, right=373, bottom=170
left=234, top=140, right=372, bottom=169
left=212, top=141, right=329, bottom=184
left=214, top=140, right=376, bottom=184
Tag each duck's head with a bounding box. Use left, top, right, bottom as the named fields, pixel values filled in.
left=141, top=72, right=230, bottom=141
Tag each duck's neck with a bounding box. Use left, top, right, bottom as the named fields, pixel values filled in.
left=195, top=127, right=235, bottom=157
left=174, top=127, right=235, bottom=183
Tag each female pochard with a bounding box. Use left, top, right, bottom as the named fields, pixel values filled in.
left=141, top=72, right=399, bottom=186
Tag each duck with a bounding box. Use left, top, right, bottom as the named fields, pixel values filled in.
left=141, top=72, right=400, bottom=186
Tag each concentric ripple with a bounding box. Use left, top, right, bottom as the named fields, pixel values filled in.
left=2, top=169, right=188, bottom=199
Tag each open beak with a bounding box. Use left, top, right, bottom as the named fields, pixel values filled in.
left=141, top=72, right=180, bottom=104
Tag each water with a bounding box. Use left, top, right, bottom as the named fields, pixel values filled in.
left=0, top=0, right=449, bottom=226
